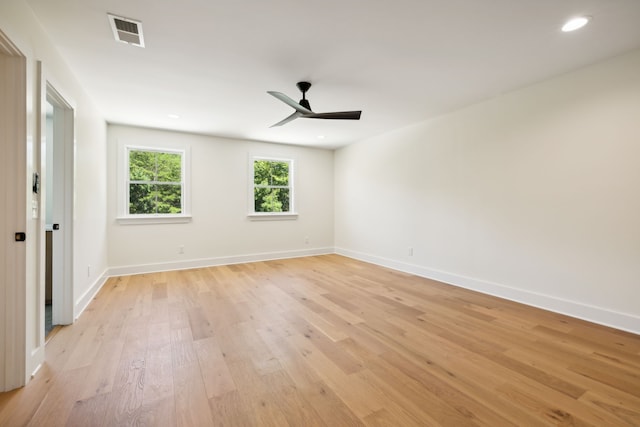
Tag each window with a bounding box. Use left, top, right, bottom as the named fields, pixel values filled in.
left=119, top=145, right=191, bottom=223
left=251, top=157, right=295, bottom=217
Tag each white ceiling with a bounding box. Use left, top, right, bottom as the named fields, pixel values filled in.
left=26, top=0, right=640, bottom=149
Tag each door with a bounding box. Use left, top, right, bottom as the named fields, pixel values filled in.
left=0, top=29, right=28, bottom=392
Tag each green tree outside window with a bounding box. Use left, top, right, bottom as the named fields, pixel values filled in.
left=128, top=149, right=183, bottom=214
left=253, top=159, right=292, bottom=212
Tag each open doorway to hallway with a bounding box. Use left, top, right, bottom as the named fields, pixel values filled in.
left=43, top=81, right=75, bottom=337
left=44, top=98, right=54, bottom=337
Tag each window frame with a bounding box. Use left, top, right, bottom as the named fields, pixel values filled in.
left=248, top=155, right=297, bottom=220
left=117, top=143, right=192, bottom=224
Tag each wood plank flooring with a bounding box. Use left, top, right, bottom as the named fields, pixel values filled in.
left=1, top=254, right=639, bottom=426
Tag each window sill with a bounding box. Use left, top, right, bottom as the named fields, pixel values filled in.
left=247, top=212, right=299, bottom=221
left=116, top=214, right=192, bottom=225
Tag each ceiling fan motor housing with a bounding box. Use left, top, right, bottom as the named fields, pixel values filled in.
left=297, top=82, right=312, bottom=110
left=299, top=98, right=312, bottom=110
left=296, top=81, right=312, bottom=94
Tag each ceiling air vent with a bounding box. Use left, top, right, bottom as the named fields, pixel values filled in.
left=108, top=14, right=145, bottom=48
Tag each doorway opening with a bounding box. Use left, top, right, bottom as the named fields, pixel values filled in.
left=43, top=82, right=75, bottom=337
left=44, top=98, right=54, bottom=337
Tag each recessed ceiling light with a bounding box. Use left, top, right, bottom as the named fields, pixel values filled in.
left=562, top=16, right=591, bottom=32
left=317, top=135, right=325, bottom=140
left=168, top=114, right=180, bottom=119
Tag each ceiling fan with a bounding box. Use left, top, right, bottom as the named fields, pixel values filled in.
left=267, top=82, right=362, bottom=127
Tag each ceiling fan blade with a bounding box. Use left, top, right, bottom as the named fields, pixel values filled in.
left=267, top=91, right=313, bottom=114
left=270, top=111, right=302, bottom=127
left=302, top=111, right=362, bottom=120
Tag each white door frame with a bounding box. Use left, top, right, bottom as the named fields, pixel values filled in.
left=0, top=29, right=28, bottom=392
left=43, top=79, right=75, bottom=326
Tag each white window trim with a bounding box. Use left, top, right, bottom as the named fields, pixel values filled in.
left=117, top=143, right=192, bottom=224
left=248, top=155, right=297, bottom=220
left=247, top=212, right=298, bottom=221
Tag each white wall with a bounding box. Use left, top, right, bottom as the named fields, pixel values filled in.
left=0, top=0, right=108, bottom=381
left=72, top=96, right=109, bottom=316
left=107, top=125, right=334, bottom=273
left=335, top=49, right=640, bottom=334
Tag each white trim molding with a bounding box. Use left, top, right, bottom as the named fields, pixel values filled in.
left=247, top=213, right=299, bottom=221
left=107, top=247, right=334, bottom=277
left=74, top=268, right=110, bottom=319
left=335, top=247, right=640, bottom=335
left=100, top=246, right=639, bottom=336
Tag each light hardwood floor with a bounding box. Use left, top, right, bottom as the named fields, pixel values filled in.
left=1, top=255, right=639, bottom=426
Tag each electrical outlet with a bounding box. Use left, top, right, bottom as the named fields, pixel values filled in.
left=305, top=236, right=309, bottom=244
left=87, top=265, right=91, bottom=277
left=178, top=245, right=184, bottom=254
left=408, top=247, right=414, bottom=256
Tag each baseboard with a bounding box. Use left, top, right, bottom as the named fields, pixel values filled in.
left=335, top=247, right=640, bottom=335
left=74, top=269, right=110, bottom=319
left=107, top=247, right=335, bottom=277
